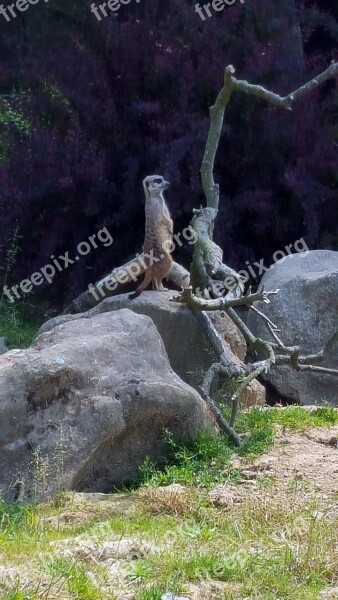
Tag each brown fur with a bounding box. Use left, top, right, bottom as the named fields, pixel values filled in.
left=129, top=175, right=173, bottom=299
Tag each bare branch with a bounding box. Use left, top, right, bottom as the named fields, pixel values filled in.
left=192, top=310, right=243, bottom=372
left=297, top=364, right=338, bottom=376
left=198, top=385, right=242, bottom=447
left=170, top=286, right=279, bottom=311
left=286, top=61, right=338, bottom=103
left=266, top=323, right=287, bottom=348
left=250, top=306, right=279, bottom=331
left=230, top=363, right=269, bottom=427
left=200, top=61, right=338, bottom=214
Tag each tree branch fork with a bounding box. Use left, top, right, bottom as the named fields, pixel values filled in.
left=67, top=61, right=338, bottom=445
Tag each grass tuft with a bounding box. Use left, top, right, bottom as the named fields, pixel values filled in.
left=139, top=429, right=234, bottom=488
left=48, top=558, right=103, bottom=600
left=0, top=299, right=43, bottom=348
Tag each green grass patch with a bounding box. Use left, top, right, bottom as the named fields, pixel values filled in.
left=0, top=299, right=43, bottom=348
left=135, top=587, right=164, bottom=600
left=139, top=429, right=234, bottom=488
left=0, top=501, right=37, bottom=539
left=238, top=405, right=338, bottom=431
left=49, top=558, right=103, bottom=600
left=139, top=405, right=338, bottom=489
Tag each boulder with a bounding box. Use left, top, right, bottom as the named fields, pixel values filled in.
left=40, top=291, right=265, bottom=407
left=0, top=310, right=216, bottom=501
left=247, top=250, right=338, bottom=405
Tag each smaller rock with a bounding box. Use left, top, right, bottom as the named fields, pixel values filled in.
left=247, top=250, right=338, bottom=405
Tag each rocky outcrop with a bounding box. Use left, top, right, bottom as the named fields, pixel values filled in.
left=40, top=291, right=266, bottom=407
left=247, top=250, right=338, bottom=405
left=0, top=310, right=215, bottom=501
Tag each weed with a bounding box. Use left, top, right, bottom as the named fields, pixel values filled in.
left=49, top=558, right=103, bottom=600
left=256, top=475, right=278, bottom=488
left=0, top=501, right=36, bottom=538
left=32, top=447, right=50, bottom=501
left=135, top=586, right=164, bottom=600
left=140, top=429, right=233, bottom=488
left=0, top=298, right=43, bottom=348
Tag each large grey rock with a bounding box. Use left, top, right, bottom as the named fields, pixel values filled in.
left=40, top=291, right=265, bottom=407
left=247, top=250, right=338, bottom=405
left=0, top=310, right=215, bottom=501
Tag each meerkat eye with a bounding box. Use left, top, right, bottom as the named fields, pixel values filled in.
left=154, top=178, right=163, bottom=185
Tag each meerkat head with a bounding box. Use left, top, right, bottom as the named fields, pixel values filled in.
left=143, top=175, right=170, bottom=199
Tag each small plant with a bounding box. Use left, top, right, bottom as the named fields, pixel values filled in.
left=0, top=501, right=34, bottom=538
left=256, top=475, right=278, bottom=488
left=0, top=100, right=30, bottom=160
left=32, top=447, right=50, bottom=501
left=135, top=587, right=164, bottom=600
left=140, top=429, right=234, bottom=488
left=238, top=424, right=274, bottom=456
left=55, top=427, right=67, bottom=494
left=128, top=560, right=154, bottom=584
left=0, top=225, right=43, bottom=348
left=0, top=101, right=30, bottom=136
left=49, top=558, right=103, bottom=600
left=0, top=224, right=22, bottom=300
left=0, top=297, right=44, bottom=348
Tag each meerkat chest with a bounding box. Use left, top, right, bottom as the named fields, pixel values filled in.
left=144, top=197, right=172, bottom=254
left=145, top=197, right=167, bottom=224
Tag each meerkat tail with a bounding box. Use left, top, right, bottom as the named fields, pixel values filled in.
left=128, top=268, right=152, bottom=300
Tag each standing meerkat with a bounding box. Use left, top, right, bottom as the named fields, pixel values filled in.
left=129, top=175, right=173, bottom=299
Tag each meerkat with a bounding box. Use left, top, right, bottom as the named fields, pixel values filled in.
left=129, top=175, right=173, bottom=300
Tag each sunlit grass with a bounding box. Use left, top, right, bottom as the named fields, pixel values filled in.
left=237, top=405, right=338, bottom=431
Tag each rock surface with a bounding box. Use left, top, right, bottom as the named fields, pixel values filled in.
left=0, top=309, right=215, bottom=500
left=40, top=291, right=265, bottom=407
left=247, top=250, right=338, bottom=405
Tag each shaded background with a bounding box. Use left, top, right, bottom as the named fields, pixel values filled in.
left=0, top=0, right=337, bottom=310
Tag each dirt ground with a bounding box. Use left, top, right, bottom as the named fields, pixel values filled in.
left=210, top=425, right=338, bottom=509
